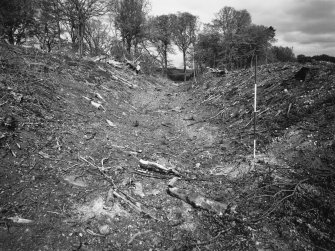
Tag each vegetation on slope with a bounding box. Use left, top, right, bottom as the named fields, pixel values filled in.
left=193, top=61, right=335, bottom=250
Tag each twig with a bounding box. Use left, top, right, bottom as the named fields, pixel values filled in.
left=287, top=103, right=292, bottom=116
left=192, top=228, right=232, bottom=246
left=131, top=169, right=173, bottom=180
left=79, top=155, right=115, bottom=187
left=128, top=230, right=152, bottom=245
left=252, top=178, right=308, bottom=222
left=139, top=159, right=181, bottom=176
left=208, top=109, right=225, bottom=120
left=187, top=119, right=207, bottom=127
left=0, top=101, right=8, bottom=107
left=244, top=108, right=269, bottom=128
left=112, top=189, right=160, bottom=221
left=109, top=112, right=122, bottom=119
left=201, top=94, right=221, bottom=104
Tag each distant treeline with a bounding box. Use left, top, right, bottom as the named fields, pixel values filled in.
left=297, top=54, right=335, bottom=64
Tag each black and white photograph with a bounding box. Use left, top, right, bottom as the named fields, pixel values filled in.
left=1, top=0, right=335, bottom=250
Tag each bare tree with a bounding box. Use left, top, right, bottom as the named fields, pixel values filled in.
left=63, top=0, right=107, bottom=57
left=0, top=0, right=35, bottom=44
left=34, top=0, right=65, bottom=52
left=147, top=14, right=176, bottom=75
left=212, top=7, right=251, bottom=69
left=173, top=12, right=198, bottom=81
left=84, top=19, right=112, bottom=56
left=112, top=0, right=148, bottom=54
left=213, top=7, right=251, bottom=36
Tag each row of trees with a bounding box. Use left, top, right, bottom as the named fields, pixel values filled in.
left=0, top=0, right=296, bottom=75
left=297, top=54, right=335, bottom=64
left=194, top=7, right=296, bottom=70
left=0, top=0, right=108, bottom=55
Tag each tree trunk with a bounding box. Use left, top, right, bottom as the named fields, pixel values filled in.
left=163, top=44, right=168, bottom=77
left=57, top=19, right=61, bottom=50
left=183, top=49, right=186, bottom=82
left=78, top=22, right=84, bottom=58
left=134, top=39, right=138, bottom=54
left=55, top=1, right=61, bottom=51
left=126, top=37, right=132, bottom=54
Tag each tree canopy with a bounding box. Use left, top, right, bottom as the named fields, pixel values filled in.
left=112, top=0, right=148, bottom=54
left=195, top=7, right=280, bottom=70
left=0, top=1, right=298, bottom=70
left=173, top=12, right=198, bottom=80
left=147, top=14, right=176, bottom=75
left=0, top=0, right=35, bottom=45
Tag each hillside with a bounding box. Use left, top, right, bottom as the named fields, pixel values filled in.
left=191, top=62, right=335, bottom=250
left=1, top=44, right=335, bottom=251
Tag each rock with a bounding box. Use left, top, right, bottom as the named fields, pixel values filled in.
left=98, top=225, right=110, bottom=235
left=2, top=115, right=17, bottom=130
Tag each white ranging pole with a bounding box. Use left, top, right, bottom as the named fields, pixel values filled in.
left=253, top=56, right=258, bottom=161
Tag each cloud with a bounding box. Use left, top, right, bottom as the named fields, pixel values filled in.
left=232, top=0, right=335, bottom=56
left=283, top=32, right=335, bottom=46
left=150, top=0, right=335, bottom=58
left=274, top=0, right=335, bottom=55
left=288, top=0, right=335, bottom=20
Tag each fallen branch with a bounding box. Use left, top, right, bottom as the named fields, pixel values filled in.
left=79, top=156, right=115, bottom=186
left=107, top=59, right=123, bottom=69
left=139, top=159, right=180, bottom=176
left=132, top=169, right=174, bottom=180
left=167, top=187, right=229, bottom=216
left=112, top=74, right=133, bottom=88
left=90, top=100, right=106, bottom=111
left=245, top=108, right=269, bottom=128
left=7, top=216, right=33, bottom=224
left=0, top=101, right=8, bottom=106
left=111, top=189, right=160, bottom=221
left=187, top=119, right=207, bottom=127
left=251, top=178, right=308, bottom=222
left=128, top=230, right=152, bottom=245
left=287, top=103, right=292, bottom=116
left=189, top=228, right=232, bottom=247
left=208, top=109, right=225, bottom=120
left=201, top=94, right=221, bottom=104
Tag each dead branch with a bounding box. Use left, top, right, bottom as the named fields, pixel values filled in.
left=132, top=169, right=173, bottom=180
left=190, top=228, right=232, bottom=247
left=252, top=178, right=309, bottom=222
left=79, top=155, right=115, bottom=187
left=187, top=119, right=207, bottom=127
left=111, top=189, right=160, bottom=221
left=128, top=230, right=152, bottom=245
left=139, top=159, right=181, bottom=176
left=208, top=109, right=225, bottom=120
left=287, top=103, right=292, bottom=116
left=167, top=187, right=229, bottom=216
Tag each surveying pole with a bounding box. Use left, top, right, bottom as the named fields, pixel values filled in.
left=253, top=56, right=258, bottom=161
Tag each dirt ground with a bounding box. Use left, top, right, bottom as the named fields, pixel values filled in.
left=0, top=48, right=247, bottom=250
left=1, top=45, right=335, bottom=251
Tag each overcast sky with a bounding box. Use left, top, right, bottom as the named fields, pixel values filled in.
left=150, top=0, right=335, bottom=66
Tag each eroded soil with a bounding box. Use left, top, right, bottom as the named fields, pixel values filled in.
left=0, top=57, right=247, bottom=250
left=2, top=46, right=335, bottom=251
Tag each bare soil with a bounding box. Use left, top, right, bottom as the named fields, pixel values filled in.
left=1, top=44, right=335, bottom=251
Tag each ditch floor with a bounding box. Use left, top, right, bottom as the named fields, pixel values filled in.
left=0, top=70, right=253, bottom=250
